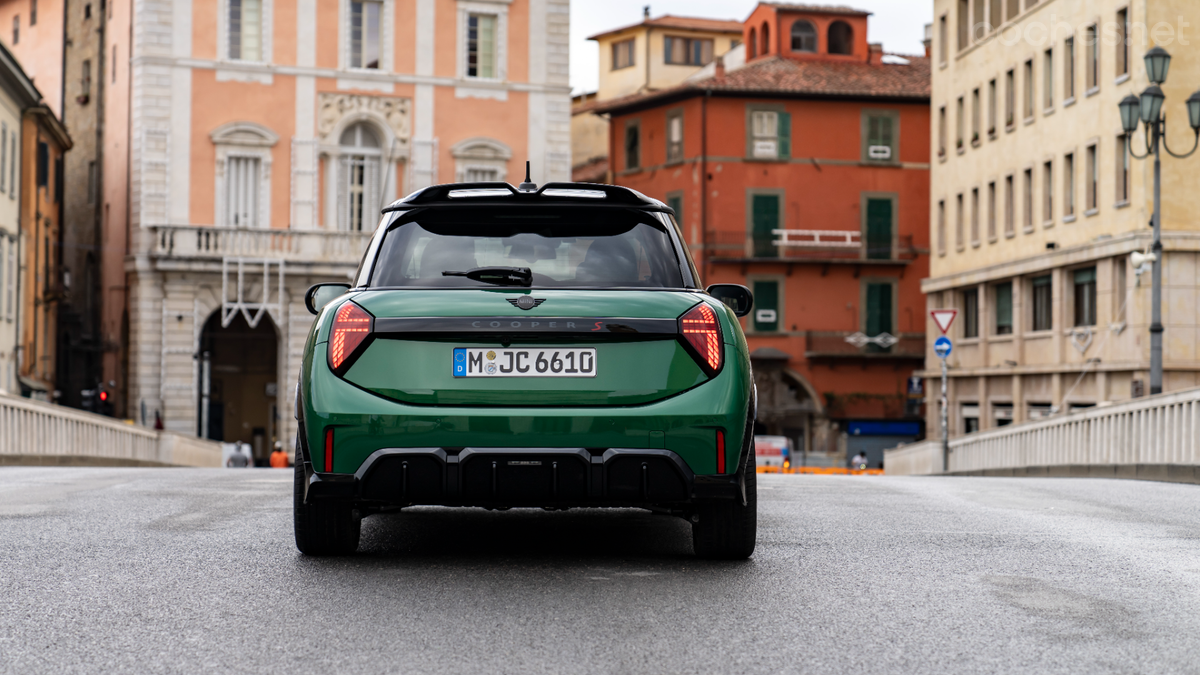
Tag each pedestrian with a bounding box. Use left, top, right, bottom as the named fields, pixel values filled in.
left=226, top=443, right=251, bottom=468
left=850, top=451, right=868, bottom=470
left=269, top=441, right=290, bottom=468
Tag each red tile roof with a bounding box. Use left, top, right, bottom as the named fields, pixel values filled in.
left=588, top=15, right=744, bottom=41
left=762, top=3, right=871, bottom=16
left=591, top=54, right=930, bottom=115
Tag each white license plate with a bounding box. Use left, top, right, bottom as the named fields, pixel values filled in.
left=452, top=348, right=597, bottom=378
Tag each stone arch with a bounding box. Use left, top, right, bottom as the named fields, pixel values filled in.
left=210, top=121, right=280, bottom=147
left=828, top=20, right=853, bottom=55
left=760, top=21, right=770, bottom=55
left=790, top=20, right=817, bottom=53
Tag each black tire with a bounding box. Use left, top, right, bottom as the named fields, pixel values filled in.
left=294, top=440, right=360, bottom=556
left=691, top=446, right=757, bottom=560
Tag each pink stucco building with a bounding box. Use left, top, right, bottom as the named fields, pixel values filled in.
left=0, top=0, right=570, bottom=458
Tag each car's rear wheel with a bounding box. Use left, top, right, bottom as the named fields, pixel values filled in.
left=294, top=440, right=360, bottom=556
left=691, top=444, right=757, bottom=560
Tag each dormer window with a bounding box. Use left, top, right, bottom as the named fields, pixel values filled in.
left=760, top=22, right=770, bottom=55
left=828, top=21, right=853, bottom=55
left=791, top=20, right=816, bottom=53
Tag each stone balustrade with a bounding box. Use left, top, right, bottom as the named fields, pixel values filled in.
left=150, top=224, right=374, bottom=265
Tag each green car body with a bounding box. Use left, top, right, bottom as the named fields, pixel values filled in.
left=293, top=182, right=758, bottom=558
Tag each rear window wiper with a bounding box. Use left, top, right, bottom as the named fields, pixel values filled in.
left=442, top=266, right=532, bottom=287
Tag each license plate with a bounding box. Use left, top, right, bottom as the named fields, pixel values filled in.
left=452, top=348, right=597, bottom=378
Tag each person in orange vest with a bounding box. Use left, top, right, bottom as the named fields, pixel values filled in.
left=269, top=441, right=290, bottom=468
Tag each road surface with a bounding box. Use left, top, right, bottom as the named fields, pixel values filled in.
left=1, top=467, right=1198, bottom=674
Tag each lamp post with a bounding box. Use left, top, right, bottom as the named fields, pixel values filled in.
left=1118, top=46, right=1200, bottom=395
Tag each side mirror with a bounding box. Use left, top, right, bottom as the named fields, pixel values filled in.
left=706, top=284, right=754, bottom=318
left=305, top=283, right=351, bottom=315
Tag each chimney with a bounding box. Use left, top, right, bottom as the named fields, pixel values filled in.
left=923, top=23, right=933, bottom=58
left=714, top=55, right=725, bottom=80
left=643, top=5, right=650, bottom=19
left=868, top=43, right=883, bottom=65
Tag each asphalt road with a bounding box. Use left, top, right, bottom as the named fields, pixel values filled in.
left=1, top=468, right=1198, bottom=674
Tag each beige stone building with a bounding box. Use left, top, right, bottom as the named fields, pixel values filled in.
left=572, top=9, right=742, bottom=181
left=926, top=0, right=1200, bottom=438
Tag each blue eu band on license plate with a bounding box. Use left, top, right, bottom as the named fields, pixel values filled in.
left=453, top=348, right=597, bottom=377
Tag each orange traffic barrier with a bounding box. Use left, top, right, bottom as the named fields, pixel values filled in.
left=756, top=465, right=885, bottom=476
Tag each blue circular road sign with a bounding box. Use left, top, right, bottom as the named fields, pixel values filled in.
left=934, top=336, right=952, bottom=359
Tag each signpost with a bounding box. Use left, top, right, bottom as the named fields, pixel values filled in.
left=931, top=311, right=957, bottom=473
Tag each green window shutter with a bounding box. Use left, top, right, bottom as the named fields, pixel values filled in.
left=751, top=194, right=779, bottom=257
left=753, top=280, right=779, bottom=332
left=995, top=282, right=1013, bottom=334
left=667, top=195, right=683, bottom=223
left=865, top=198, right=892, bottom=260
left=865, top=283, right=893, bottom=336
left=777, top=112, right=791, bottom=158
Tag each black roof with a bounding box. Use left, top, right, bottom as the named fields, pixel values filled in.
left=382, top=182, right=669, bottom=212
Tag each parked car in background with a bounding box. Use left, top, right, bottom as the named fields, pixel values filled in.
left=754, top=436, right=790, bottom=469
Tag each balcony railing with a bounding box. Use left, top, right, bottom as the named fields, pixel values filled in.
left=150, top=225, right=374, bottom=265
left=805, top=331, right=925, bottom=359
left=703, top=231, right=918, bottom=261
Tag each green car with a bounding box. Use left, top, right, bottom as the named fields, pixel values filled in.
left=294, top=180, right=757, bottom=559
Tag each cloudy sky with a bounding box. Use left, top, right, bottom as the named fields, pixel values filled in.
left=570, top=0, right=934, bottom=94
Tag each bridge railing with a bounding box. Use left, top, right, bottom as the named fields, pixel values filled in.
left=0, top=393, right=223, bottom=467
left=885, top=387, right=1200, bottom=476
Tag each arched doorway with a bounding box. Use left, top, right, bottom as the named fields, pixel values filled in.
left=198, top=310, right=279, bottom=464
left=750, top=347, right=826, bottom=456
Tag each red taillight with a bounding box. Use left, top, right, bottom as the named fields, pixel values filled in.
left=329, top=301, right=372, bottom=371
left=681, top=303, right=723, bottom=373
left=324, top=428, right=334, bottom=473
left=716, top=429, right=726, bottom=473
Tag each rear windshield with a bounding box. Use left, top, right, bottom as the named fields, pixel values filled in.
left=368, top=208, right=686, bottom=288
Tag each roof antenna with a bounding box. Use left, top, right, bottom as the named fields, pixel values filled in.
left=517, top=160, right=538, bottom=192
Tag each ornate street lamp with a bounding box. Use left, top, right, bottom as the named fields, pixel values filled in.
left=1120, top=46, right=1200, bottom=395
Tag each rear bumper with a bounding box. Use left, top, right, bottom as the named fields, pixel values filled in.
left=304, top=446, right=742, bottom=508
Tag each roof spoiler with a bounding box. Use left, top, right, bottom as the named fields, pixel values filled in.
left=384, top=181, right=660, bottom=211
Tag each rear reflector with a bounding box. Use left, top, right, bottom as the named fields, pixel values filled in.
left=716, top=429, right=726, bottom=473
left=681, top=303, right=723, bottom=374
left=329, top=301, right=372, bottom=372
left=324, top=428, right=334, bottom=473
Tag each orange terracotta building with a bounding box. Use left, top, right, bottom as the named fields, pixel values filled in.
left=595, top=3, right=931, bottom=464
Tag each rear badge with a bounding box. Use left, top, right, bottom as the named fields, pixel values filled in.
left=508, top=297, right=546, bottom=311
left=508, top=460, right=542, bottom=466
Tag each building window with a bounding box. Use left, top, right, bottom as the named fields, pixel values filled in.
left=970, top=187, right=980, bottom=245
left=938, top=14, right=948, bottom=66
left=451, top=137, right=512, bottom=184
left=1113, top=258, right=1127, bottom=322
left=30, top=0, right=36, bottom=25
left=760, top=22, right=770, bottom=56
left=937, top=199, right=946, bottom=255
left=1043, top=160, right=1053, bottom=224
left=81, top=59, right=91, bottom=96
left=995, top=281, right=1013, bottom=335
left=994, top=403, right=1014, bottom=427
left=1116, top=134, right=1130, bottom=203
left=0, top=123, right=6, bottom=194
left=85, top=3, right=91, bottom=19
left=624, top=121, right=640, bottom=171
left=1023, top=168, right=1033, bottom=231
left=956, top=96, right=964, bottom=151
left=611, top=39, right=635, bottom=70
left=666, top=111, right=683, bottom=164
left=1032, top=275, right=1052, bottom=331
left=864, top=282, right=894, bottom=347
left=989, top=0, right=1001, bottom=31
left=748, top=27, right=757, bottom=59
left=1005, top=69, right=1015, bottom=128
left=1086, top=24, right=1098, bottom=91
left=791, top=20, right=816, bottom=53
left=1086, top=143, right=1098, bottom=211
left=863, top=111, right=897, bottom=162
left=8, top=134, right=15, bottom=198
left=987, top=181, right=997, bottom=240
left=36, top=142, right=49, bottom=188
left=1116, top=8, right=1129, bottom=77
left=664, top=36, right=714, bottom=66
left=1064, top=152, right=1075, bottom=217
left=1073, top=268, right=1097, bottom=326
left=957, top=0, right=969, bottom=51
left=229, top=0, right=263, bottom=61
left=962, top=404, right=980, bottom=434
left=666, top=192, right=683, bottom=224
left=350, top=0, right=383, bottom=69
left=971, top=87, right=980, bottom=144
left=336, top=123, right=381, bottom=231
left=224, top=156, right=262, bottom=227
left=752, top=279, right=780, bottom=332
left=938, top=105, right=946, bottom=158
left=1064, top=37, right=1075, bottom=100
left=963, top=288, right=979, bottom=338
left=112, top=45, right=117, bottom=82
left=5, top=237, right=12, bottom=319
left=828, top=20, right=852, bottom=55
left=987, top=78, right=997, bottom=136
left=1043, top=48, right=1054, bottom=109
left=1023, top=59, right=1034, bottom=121
left=12, top=16, right=18, bottom=45
left=955, top=193, right=964, bottom=251
left=748, top=109, right=789, bottom=160
left=750, top=193, right=781, bottom=258
left=87, top=161, right=97, bottom=205
left=865, top=197, right=893, bottom=260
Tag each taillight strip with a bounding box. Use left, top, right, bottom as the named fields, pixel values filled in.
left=716, top=429, right=726, bottom=474
left=324, top=428, right=334, bottom=473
